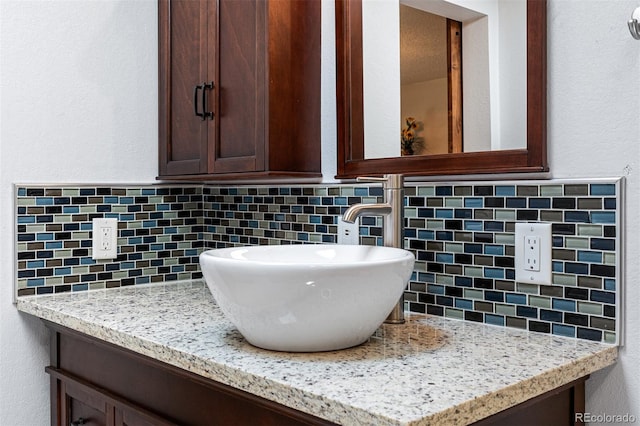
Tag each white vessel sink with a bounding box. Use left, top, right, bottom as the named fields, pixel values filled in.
left=199, top=244, right=415, bottom=352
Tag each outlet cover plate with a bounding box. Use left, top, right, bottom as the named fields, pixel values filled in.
left=338, top=219, right=359, bottom=245
left=92, top=218, right=118, bottom=260
left=515, top=222, right=552, bottom=285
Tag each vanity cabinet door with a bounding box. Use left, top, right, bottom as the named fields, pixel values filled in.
left=158, top=0, right=321, bottom=180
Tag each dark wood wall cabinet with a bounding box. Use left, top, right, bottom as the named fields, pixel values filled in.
left=47, top=323, right=588, bottom=426
left=158, top=0, right=322, bottom=181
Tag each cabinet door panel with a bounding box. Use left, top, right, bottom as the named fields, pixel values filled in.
left=211, top=0, right=265, bottom=173
left=159, top=0, right=209, bottom=175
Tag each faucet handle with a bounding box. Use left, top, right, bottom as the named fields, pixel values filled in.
left=356, top=174, right=404, bottom=188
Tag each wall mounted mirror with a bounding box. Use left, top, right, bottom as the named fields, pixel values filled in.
left=335, top=0, right=547, bottom=178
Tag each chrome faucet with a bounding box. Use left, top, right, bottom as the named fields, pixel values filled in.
left=342, top=174, right=406, bottom=324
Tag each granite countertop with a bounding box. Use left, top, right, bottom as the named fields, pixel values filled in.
left=16, top=280, right=617, bottom=426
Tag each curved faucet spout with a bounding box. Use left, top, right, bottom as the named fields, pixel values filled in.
left=342, top=203, right=392, bottom=223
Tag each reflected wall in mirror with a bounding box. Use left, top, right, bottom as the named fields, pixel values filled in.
left=336, top=0, right=547, bottom=178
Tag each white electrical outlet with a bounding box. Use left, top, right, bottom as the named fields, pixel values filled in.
left=338, top=219, right=359, bottom=245
left=515, top=222, right=552, bottom=285
left=92, top=218, right=118, bottom=260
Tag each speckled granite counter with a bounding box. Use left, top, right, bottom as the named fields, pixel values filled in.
left=16, top=280, right=617, bottom=426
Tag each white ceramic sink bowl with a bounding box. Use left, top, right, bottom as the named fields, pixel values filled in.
left=199, top=244, right=415, bottom=352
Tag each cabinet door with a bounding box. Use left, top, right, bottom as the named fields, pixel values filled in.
left=210, top=0, right=266, bottom=174
left=158, top=0, right=210, bottom=176
left=61, top=379, right=111, bottom=426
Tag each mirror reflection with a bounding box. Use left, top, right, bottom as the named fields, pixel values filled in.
left=362, top=0, right=527, bottom=160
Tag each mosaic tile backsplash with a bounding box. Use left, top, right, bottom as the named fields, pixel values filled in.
left=15, top=178, right=623, bottom=345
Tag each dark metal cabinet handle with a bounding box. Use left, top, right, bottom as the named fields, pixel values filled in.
left=70, top=418, right=86, bottom=426
left=194, top=82, right=214, bottom=121
left=193, top=84, right=204, bottom=119
left=202, top=81, right=214, bottom=120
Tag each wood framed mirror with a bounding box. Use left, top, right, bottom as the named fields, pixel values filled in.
left=335, top=0, right=547, bottom=179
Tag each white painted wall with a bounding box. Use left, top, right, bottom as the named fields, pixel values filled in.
left=0, top=1, right=158, bottom=424
left=1, top=0, right=640, bottom=424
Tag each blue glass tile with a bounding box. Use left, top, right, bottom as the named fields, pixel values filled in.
left=151, top=244, right=164, bottom=251
left=35, top=197, right=54, bottom=206
left=529, top=198, right=551, bottom=208
left=591, top=290, right=615, bottom=304
left=55, top=267, right=72, bottom=276
left=495, top=185, right=515, bottom=196
left=18, top=216, right=36, bottom=224
left=552, top=324, right=576, bottom=338
left=564, top=262, right=589, bottom=274
left=417, top=208, right=434, bottom=218
left=484, top=245, right=504, bottom=256
left=455, top=276, right=472, bottom=287
left=63, top=206, right=80, bottom=214
left=506, top=293, right=527, bottom=305
left=18, top=270, right=35, bottom=278
left=298, top=233, right=309, bottom=241
left=142, top=189, right=156, bottom=195
left=18, top=188, right=26, bottom=196
left=591, top=212, right=616, bottom=224
left=435, top=186, right=452, bottom=196
left=485, top=290, right=504, bottom=302
left=404, top=229, right=416, bottom=238
left=436, top=253, right=454, bottom=264
left=72, top=284, right=89, bottom=291
left=369, top=187, right=383, bottom=197
left=591, top=184, right=616, bottom=196
left=576, top=328, right=602, bottom=341
left=435, top=231, right=453, bottom=241
left=36, top=233, right=54, bottom=241
left=143, top=220, right=157, bottom=228
left=552, top=236, right=564, bottom=248
left=517, top=306, right=538, bottom=318
left=359, top=227, right=369, bottom=236
left=79, top=188, right=95, bottom=195
left=18, top=234, right=35, bottom=242
left=104, top=196, right=118, bottom=204
left=605, top=279, right=616, bottom=291
left=106, top=263, right=120, bottom=271
left=418, top=272, right=435, bottom=282
left=136, top=276, right=150, bottom=284
left=552, top=298, right=576, bottom=312
left=552, top=261, right=563, bottom=272
left=46, top=241, right=63, bottom=249
left=322, top=234, right=335, bottom=243
left=230, top=235, right=240, bottom=242
left=121, top=262, right=135, bottom=269
left=80, top=257, right=96, bottom=265
left=165, top=227, right=178, bottom=234
left=157, top=204, right=170, bottom=211
left=484, top=268, right=504, bottom=279
left=172, top=265, right=185, bottom=273
left=418, top=230, right=434, bottom=240
left=565, top=211, right=591, bottom=223
left=105, top=213, right=119, bottom=219
left=540, top=309, right=563, bottom=322
left=27, top=278, right=45, bottom=287
left=455, top=299, right=473, bottom=310
left=485, top=314, right=505, bottom=326
left=119, top=197, right=134, bottom=204
left=435, top=209, right=454, bottom=218
left=454, top=209, right=473, bottom=219
left=310, top=215, right=321, bottom=224
left=591, top=238, right=615, bottom=251
left=278, top=188, right=290, bottom=195
left=464, top=198, right=483, bottom=208
left=427, top=284, right=445, bottom=295
left=604, top=198, right=616, bottom=209
left=464, top=221, right=483, bottom=231
left=464, top=243, right=483, bottom=254
left=505, top=198, right=526, bottom=208
left=334, top=197, right=348, bottom=205
left=27, top=260, right=45, bottom=268
left=577, top=251, right=603, bottom=263
left=120, top=214, right=135, bottom=221
left=354, top=187, right=369, bottom=196
left=484, top=221, right=504, bottom=232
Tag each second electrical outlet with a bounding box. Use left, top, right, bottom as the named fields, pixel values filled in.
left=92, top=218, right=118, bottom=260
